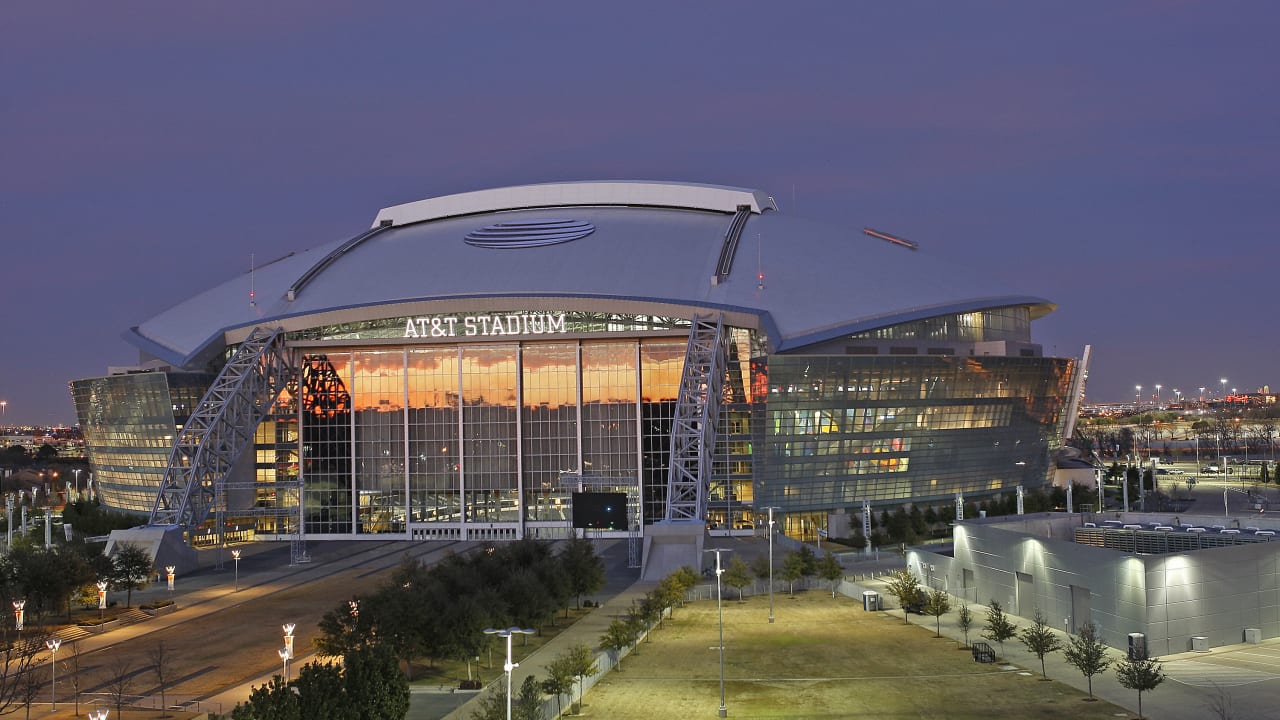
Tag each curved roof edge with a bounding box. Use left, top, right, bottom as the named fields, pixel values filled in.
left=371, top=180, right=778, bottom=228
left=132, top=295, right=783, bottom=371
left=776, top=296, right=1056, bottom=353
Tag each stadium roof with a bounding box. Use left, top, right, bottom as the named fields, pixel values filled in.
left=126, top=180, right=1054, bottom=367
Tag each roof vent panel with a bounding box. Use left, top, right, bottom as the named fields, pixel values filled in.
left=464, top=219, right=594, bottom=249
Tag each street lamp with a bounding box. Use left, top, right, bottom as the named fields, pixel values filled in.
left=97, top=580, right=108, bottom=619
left=231, top=549, right=241, bottom=591
left=46, top=638, right=60, bottom=710
left=765, top=506, right=780, bottom=624
left=73, top=469, right=82, bottom=502
left=88, top=708, right=109, bottom=720
left=283, top=623, right=296, bottom=670
left=12, top=600, right=24, bottom=636
left=704, top=547, right=732, bottom=718
left=166, top=566, right=176, bottom=593
left=278, top=647, right=290, bottom=680
left=483, top=626, right=536, bottom=720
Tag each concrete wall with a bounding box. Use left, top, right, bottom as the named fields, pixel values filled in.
left=910, top=514, right=1280, bottom=655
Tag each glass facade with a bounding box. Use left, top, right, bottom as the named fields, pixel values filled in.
left=70, top=371, right=216, bottom=514
left=294, top=335, right=745, bottom=539
left=754, top=354, right=1076, bottom=535
left=72, top=313, right=1076, bottom=544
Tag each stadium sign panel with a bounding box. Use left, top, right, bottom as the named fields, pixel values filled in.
left=402, top=312, right=567, bottom=339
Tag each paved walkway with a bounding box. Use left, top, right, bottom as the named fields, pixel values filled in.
left=435, top=539, right=649, bottom=720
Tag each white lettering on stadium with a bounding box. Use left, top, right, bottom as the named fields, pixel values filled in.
left=403, top=313, right=567, bottom=339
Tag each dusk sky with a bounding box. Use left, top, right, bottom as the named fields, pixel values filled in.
left=3, top=2, right=1277, bottom=425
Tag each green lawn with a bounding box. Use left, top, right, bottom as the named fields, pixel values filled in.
left=581, top=590, right=1130, bottom=719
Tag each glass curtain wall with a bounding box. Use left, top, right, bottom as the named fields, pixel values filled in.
left=522, top=343, right=578, bottom=521
left=407, top=347, right=461, bottom=525
left=755, top=355, right=1076, bottom=525
left=353, top=351, right=407, bottom=533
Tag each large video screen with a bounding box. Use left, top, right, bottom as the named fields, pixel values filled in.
left=572, top=492, right=628, bottom=530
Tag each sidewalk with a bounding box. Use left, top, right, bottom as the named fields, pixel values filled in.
left=438, top=539, right=650, bottom=720
left=852, top=566, right=1275, bottom=720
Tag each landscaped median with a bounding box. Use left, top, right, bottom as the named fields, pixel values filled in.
left=578, top=589, right=1133, bottom=719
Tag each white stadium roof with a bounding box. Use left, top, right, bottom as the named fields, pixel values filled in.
left=126, top=181, right=1053, bottom=366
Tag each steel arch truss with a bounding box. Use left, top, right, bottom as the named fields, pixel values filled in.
left=150, top=327, right=293, bottom=530
left=664, top=314, right=729, bottom=521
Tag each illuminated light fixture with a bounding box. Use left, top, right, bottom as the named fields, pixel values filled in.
left=465, top=219, right=594, bottom=248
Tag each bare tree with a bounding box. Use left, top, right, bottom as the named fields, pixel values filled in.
left=148, top=640, right=176, bottom=717
left=63, top=640, right=84, bottom=717
left=101, top=657, right=137, bottom=717
left=0, top=643, right=43, bottom=717
left=1204, top=681, right=1239, bottom=720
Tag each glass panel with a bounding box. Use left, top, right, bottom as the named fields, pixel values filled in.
left=461, top=345, right=518, bottom=522
left=408, top=347, right=461, bottom=524
left=521, top=343, right=579, bottom=521
left=353, top=350, right=405, bottom=534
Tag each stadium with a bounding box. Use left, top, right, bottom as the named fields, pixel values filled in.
left=70, top=181, right=1081, bottom=569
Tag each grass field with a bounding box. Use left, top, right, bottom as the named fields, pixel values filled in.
left=580, top=590, right=1132, bottom=719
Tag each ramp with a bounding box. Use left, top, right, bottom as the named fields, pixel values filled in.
left=641, top=521, right=706, bottom=580
left=105, top=525, right=197, bottom=574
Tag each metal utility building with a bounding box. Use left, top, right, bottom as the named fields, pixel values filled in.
left=70, top=181, right=1081, bottom=553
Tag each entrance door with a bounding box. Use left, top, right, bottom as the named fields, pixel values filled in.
left=1070, top=585, right=1092, bottom=633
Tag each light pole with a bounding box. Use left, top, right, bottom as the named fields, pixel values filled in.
left=89, top=708, right=109, bottom=720
left=166, top=566, right=176, bottom=593
left=73, top=468, right=82, bottom=502
left=278, top=647, right=290, bottom=680
left=97, top=580, right=108, bottom=619
left=483, top=626, right=535, bottom=720
left=766, top=506, right=780, bottom=624
left=46, top=638, right=60, bottom=709
left=12, top=600, right=24, bottom=637
left=232, top=549, right=241, bottom=591
left=283, top=623, right=296, bottom=677
left=704, top=547, right=732, bottom=718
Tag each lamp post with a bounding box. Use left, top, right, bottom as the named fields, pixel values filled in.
left=97, top=580, right=108, bottom=619
left=166, top=566, right=176, bottom=593
left=765, top=506, right=780, bottom=624
left=12, top=599, right=24, bottom=636
left=89, top=708, right=109, bottom=720
left=704, top=547, right=732, bottom=718
left=73, top=468, right=82, bottom=502
left=278, top=647, right=290, bottom=680
left=483, top=626, right=535, bottom=720
left=46, top=638, right=60, bottom=709
left=231, top=549, right=241, bottom=591
left=283, top=623, right=296, bottom=675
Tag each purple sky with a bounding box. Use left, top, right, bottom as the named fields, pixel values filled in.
left=3, top=2, right=1278, bottom=425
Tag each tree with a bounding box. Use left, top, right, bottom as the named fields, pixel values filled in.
left=565, top=641, right=596, bottom=714
left=293, top=660, right=355, bottom=720
left=343, top=644, right=409, bottom=720
left=1062, top=622, right=1112, bottom=699
left=148, top=639, right=176, bottom=717
left=981, top=600, right=1018, bottom=656
left=816, top=553, right=844, bottom=598
left=102, top=657, right=137, bottom=718
left=1018, top=609, right=1062, bottom=678
left=0, top=644, right=42, bottom=717
left=559, top=537, right=606, bottom=610
left=543, top=652, right=576, bottom=717
left=1116, top=656, right=1167, bottom=719
left=956, top=605, right=974, bottom=649
left=923, top=588, right=951, bottom=638
left=232, top=675, right=300, bottom=720
left=779, top=552, right=806, bottom=595
left=63, top=640, right=84, bottom=716
left=600, top=617, right=638, bottom=669
left=721, top=557, right=752, bottom=601
left=109, top=542, right=154, bottom=607
left=514, top=674, right=544, bottom=720
left=883, top=569, right=923, bottom=623
left=749, top=555, right=771, bottom=587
